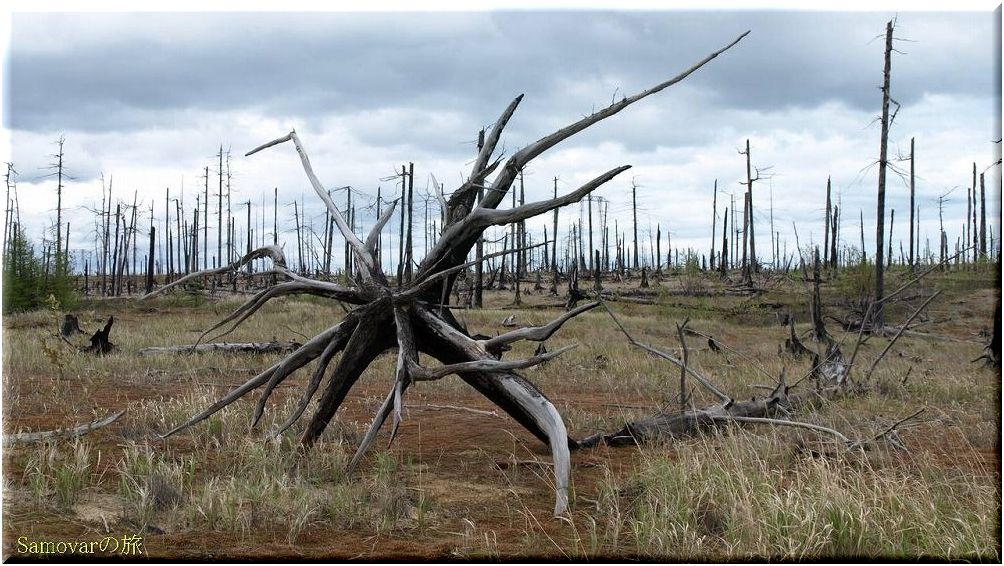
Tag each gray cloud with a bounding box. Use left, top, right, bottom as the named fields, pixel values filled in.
left=4, top=10, right=999, bottom=270
left=8, top=11, right=994, bottom=134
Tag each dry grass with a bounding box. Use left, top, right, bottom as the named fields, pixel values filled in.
left=2, top=268, right=999, bottom=560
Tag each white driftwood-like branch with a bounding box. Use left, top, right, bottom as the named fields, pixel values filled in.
left=495, top=371, right=572, bottom=516
left=246, top=131, right=378, bottom=279
left=480, top=30, right=750, bottom=212
left=430, top=174, right=448, bottom=223
left=272, top=319, right=358, bottom=436
left=708, top=415, right=851, bottom=443
left=471, top=95, right=523, bottom=181
left=414, top=305, right=572, bottom=515
left=407, top=344, right=577, bottom=382
left=138, top=341, right=301, bottom=356
left=161, top=321, right=350, bottom=438
left=403, top=241, right=548, bottom=300
left=198, top=279, right=363, bottom=346
left=426, top=167, right=628, bottom=270
left=4, top=410, right=125, bottom=444
left=365, top=198, right=399, bottom=255
left=390, top=305, right=417, bottom=443
left=481, top=302, right=600, bottom=351
left=481, top=166, right=631, bottom=225
left=140, top=245, right=286, bottom=300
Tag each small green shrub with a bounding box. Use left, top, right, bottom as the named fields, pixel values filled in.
left=2, top=225, right=77, bottom=314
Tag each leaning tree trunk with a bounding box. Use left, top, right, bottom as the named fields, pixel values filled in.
left=142, top=31, right=749, bottom=516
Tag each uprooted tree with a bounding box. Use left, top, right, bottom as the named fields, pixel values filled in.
left=143, top=31, right=750, bottom=516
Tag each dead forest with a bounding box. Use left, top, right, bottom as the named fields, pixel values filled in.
left=2, top=21, right=1001, bottom=562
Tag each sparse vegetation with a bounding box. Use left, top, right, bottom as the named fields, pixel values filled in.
left=2, top=14, right=998, bottom=562
left=2, top=272, right=998, bottom=560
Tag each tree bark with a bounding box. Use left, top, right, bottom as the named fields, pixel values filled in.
left=873, top=19, right=893, bottom=328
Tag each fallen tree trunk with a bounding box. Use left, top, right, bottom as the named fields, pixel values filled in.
left=139, top=341, right=303, bottom=356
left=585, top=300, right=855, bottom=448
left=578, top=381, right=846, bottom=447
left=3, top=410, right=125, bottom=444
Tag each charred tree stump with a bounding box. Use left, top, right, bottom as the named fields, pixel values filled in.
left=60, top=314, right=84, bottom=338
left=783, top=318, right=812, bottom=357
left=84, top=316, right=115, bottom=355
left=566, top=265, right=587, bottom=310
left=140, top=32, right=749, bottom=516
left=593, top=250, right=603, bottom=292
left=809, top=247, right=830, bottom=343
left=974, top=294, right=1001, bottom=368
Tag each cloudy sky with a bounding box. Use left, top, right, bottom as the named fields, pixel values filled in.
left=3, top=7, right=1001, bottom=273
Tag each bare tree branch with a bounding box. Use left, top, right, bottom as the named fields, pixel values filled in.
left=365, top=198, right=398, bottom=255
left=481, top=302, right=600, bottom=351
left=246, top=131, right=380, bottom=281
left=140, top=245, right=286, bottom=300
left=602, top=301, right=733, bottom=404
left=161, top=321, right=349, bottom=438
left=863, top=291, right=941, bottom=382
left=408, top=344, right=577, bottom=381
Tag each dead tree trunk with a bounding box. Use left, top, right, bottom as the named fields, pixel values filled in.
left=823, top=176, right=832, bottom=268
left=888, top=209, right=894, bottom=268
left=141, top=32, right=749, bottom=516
left=980, top=172, right=987, bottom=259
left=742, top=138, right=757, bottom=276
left=720, top=207, right=729, bottom=277
left=146, top=226, right=155, bottom=294
left=218, top=146, right=224, bottom=272
left=655, top=224, right=662, bottom=275
left=102, top=176, right=112, bottom=293
left=872, top=19, right=894, bottom=328
left=710, top=179, right=717, bottom=272
left=631, top=180, right=639, bottom=270
left=110, top=204, right=121, bottom=296
left=830, top=205, right=839, bottom=270
left=909, top=137, right=916, bottom=268
left=809, top=247, right=829, bottom=342
left=203, top=167, right=209, bottom=271
left=972, top=163, right=979, bottom=261
left=741, top=190, right=751, bottom=283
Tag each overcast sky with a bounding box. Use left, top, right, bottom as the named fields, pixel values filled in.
left=3, top=8, right=1001, bottom=272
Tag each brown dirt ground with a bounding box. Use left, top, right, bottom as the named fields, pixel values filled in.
left=2, top=274, right=1000, bottom=560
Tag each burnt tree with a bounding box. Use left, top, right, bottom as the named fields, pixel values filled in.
left=143, top=32, right=749, bottom=516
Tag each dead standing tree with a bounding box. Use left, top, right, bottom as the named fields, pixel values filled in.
left=143, top=31, right=749, bottom=516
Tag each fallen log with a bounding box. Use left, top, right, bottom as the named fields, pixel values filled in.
left=578, top=378, right=848, bottom=448
left=139, top=340, right=302, bottom=356
left=584, top=301, right=855, bottom=448
left=3, top=410, right=125, bottom=444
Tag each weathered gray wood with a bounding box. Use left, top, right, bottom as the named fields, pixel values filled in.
left=408, top=344, right=575, bottom=381
left=159, top=33, right=750, bottom=518
left=139, top=341, right=302, bottom=356
left=4, top=410, right=125, bottom=445
left=481, top=302, right=599, bottom=353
